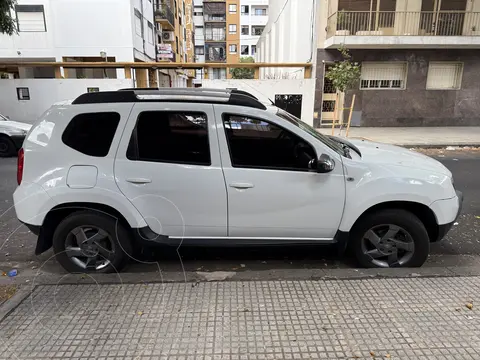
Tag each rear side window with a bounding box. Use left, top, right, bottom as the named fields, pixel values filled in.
left=127, top=111, right=210, bottom=165
left=62, top=112, right=120, bottom=157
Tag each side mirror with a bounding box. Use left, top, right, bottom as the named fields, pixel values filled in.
left=309, top=154, right=335, bottom=173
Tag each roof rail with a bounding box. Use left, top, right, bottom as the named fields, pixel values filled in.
left=72, top=88, right=267, bottom=110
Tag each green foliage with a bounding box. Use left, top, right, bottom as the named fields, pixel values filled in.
left=325, top=46, right=361, bottom=92
left=0, top=0, right=17, bottom=35
left=230, top=57, right=255, bottom=79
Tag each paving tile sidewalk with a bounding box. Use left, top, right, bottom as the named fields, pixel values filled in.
left=318, top=126, right=480, bottom=147
left=1, top=277, right=480, bottom=359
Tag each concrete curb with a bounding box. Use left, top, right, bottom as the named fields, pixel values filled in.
left=349, top=137, right=480, bottom=148
left=1, top=265, right=480, bottom=287
left=0, top=287, right=31, bottom=322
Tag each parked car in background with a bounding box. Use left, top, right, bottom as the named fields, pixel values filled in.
left=13, top=89, right=462, bottom=273
left=0, top=113, right=32, bottom=157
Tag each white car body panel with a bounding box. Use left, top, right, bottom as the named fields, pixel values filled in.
left=113, top=102, right=228, bottom=237
left=14, top=104, right=148, bottom=229
left=213, top=104, right=345, bottom=239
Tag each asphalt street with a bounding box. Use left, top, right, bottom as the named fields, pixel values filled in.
left=0, top=149, right=479, bottom=274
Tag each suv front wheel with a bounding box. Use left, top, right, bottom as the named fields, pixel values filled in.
left=53, top=211, right=133, bottom=273
left=351, top=209, right=430, bottom=268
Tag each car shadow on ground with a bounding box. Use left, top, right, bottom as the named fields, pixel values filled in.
left=125, top=244, right=355, bottom=273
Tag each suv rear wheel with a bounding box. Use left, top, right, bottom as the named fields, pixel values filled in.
left=52, top=211, right=133, bottom=273
left=0, top=136, right=15, bottom=157
left=351, top=209, right=430, bottom=268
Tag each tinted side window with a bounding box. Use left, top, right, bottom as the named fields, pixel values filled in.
left=223, top=115, right=316, bottom=171
left=128, top=111, right=210, bottom=165
left=62, top=112, right=120, bottom=157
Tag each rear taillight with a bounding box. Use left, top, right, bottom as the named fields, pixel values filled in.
left=17, top=148, right=24, bottom=185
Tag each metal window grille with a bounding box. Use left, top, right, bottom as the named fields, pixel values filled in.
left=426, top=62, right=463, bottom=90
left=360, top=62, right=407, bottom=90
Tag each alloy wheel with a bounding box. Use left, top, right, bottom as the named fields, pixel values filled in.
left=64, top=226, right=115, bottom=271
left=361, top=224, right=415, bottom=267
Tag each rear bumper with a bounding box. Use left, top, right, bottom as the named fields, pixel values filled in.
left=436, top=190, right=463, bottom=242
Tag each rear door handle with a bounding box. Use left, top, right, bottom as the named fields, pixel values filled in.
left=229, top=182, right=254, bottom=189
left=126, top=178, right=152, bottom=184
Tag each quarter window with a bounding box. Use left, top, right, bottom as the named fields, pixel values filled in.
left=128, top=111, right=210, bottom=165
left=62, top=112, right=120, bottom=157
left=223, top=115, right=316, bottom=171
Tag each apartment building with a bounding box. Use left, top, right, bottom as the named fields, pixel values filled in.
left=192, top=0, right=268, bottom=80
left=154, top=0, right=195, bottom=86
left=315, top=0, right=480, bottom=127
left=0, top=0, right=157, bottom=84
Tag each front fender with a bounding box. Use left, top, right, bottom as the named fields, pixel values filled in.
left=339, top=162, right=454, bottom=232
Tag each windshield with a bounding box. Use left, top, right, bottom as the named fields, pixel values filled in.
left=276, top=109, right=345, bottom=156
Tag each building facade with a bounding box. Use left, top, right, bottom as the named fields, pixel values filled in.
left=0, top=0, right=194, bottom=87
left=255, top=0, right=317, bottom=79
left=315, top=0, right=480, bottom=127
left=192, top=0, right=268, bottom=81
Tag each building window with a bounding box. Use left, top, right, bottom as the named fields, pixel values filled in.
left=176, top=36, right=179, bottom=53
left=147, top=22, right=154, bottom=44
left=426, top=62, right=463, bottom=90
left=127, top=112, right=211, bottom=166
left=134, top=10, right=143, bottom=37
left=241, top=5, right=249, bottom=14
left=241, top=25, right=249, bottom=35
left=252, top=26, right=265, bottom=36
left=360, top=62, right=407, bottom=90
left=15, top=5, right=46, bottom=32
left=211, top=68, right=227, bottom=80
left=229, top=24, right=237, bottom=34
left=229, top=44, right=237, bottom=54
left=253, top=8, right=267, bottom=16
left=229, top=4, right=237, bottom=13
left=194, top=10, right=203, bottom=16
left=195, top=46, right=205, bottom=55
left=251, top=45, right=256, bottom=55
left=241, top=45, right=249, bottom=55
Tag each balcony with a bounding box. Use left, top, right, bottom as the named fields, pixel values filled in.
left=205, top=33, right=226, bottom=42
left=205, top=44, right=226, bottom=62
left=204, top=14, right=226, bottom=22
left=325, top=11, right=480, bottom=49
left=154, top=2, right=175, bottom=31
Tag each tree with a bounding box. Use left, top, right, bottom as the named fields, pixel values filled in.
left=230, top=56, right=255, bottom=79
left=0, top=0, right=17, bottom=35
left=325, top=45, right=360, bottom=93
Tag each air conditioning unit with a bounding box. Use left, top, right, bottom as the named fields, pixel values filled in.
left=162, top=31, right=175, bottom=42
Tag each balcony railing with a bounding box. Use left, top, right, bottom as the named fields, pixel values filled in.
left=205, top=33, right=226, bottom=41
left=204, top=14, right=226, bottom=22
left=154, top=2, right=175, bottom=28
left=327, top=11, right=480, bottom=38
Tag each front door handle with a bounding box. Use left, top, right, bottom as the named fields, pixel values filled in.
left=126, top=178, right=152, bottom=184
left=229, top=182, right=254, bottom=189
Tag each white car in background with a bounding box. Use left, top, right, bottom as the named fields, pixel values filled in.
left=0, top=113, right=32, bottom=157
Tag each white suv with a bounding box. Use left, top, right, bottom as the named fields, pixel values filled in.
left=13, top=89, right=462, bottom=273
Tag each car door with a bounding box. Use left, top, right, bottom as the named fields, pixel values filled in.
left=214, top=105, right=346, bottom=239
left=114, top=102, right=228, bottom=238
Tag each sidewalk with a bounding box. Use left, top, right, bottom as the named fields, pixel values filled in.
left=318, top=126, right=480, bottom=147
left=1, top=276, right=480, bottom=359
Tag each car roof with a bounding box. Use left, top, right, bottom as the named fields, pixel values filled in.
left=72, top=88, right=268, bottom=110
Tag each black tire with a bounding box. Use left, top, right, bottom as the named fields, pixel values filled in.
left=0, top=136, right=16, bottom=157
left=350, top=209, right=430, bottom=268
left=52, top=210, right=133, bottom=273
